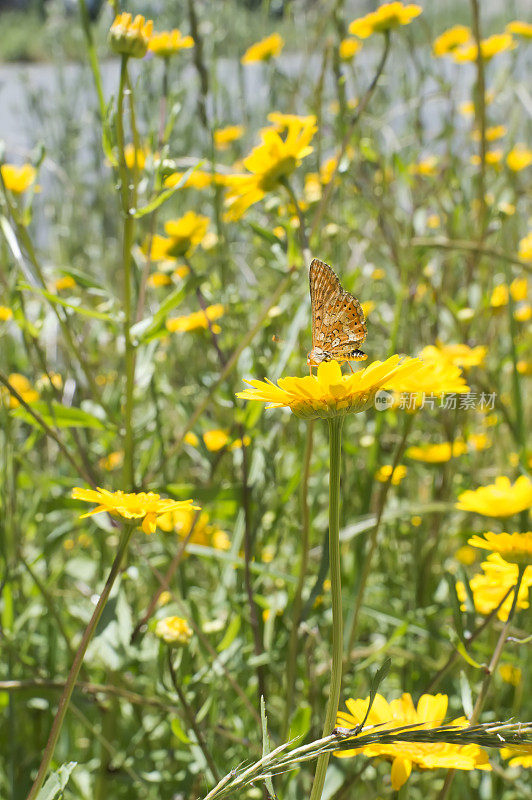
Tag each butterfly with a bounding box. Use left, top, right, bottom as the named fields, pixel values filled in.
left=307, top=258, right=367, bottom=367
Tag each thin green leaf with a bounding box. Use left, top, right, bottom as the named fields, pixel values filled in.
left=171, top=716, right=191, bottom=744
left=217, top=615, right=241, bottom=653
left=134, top=163, right=203, bottom=218
left=261, top=697, right=276, bottom=799
left=18, top=282, right=115, bottom=321
left=36, top=762, right=77, bottom=800
left=13, top=402, right=106, bottom=430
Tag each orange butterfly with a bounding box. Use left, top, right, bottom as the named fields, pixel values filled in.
left=307, top=258, right=367, bottom=367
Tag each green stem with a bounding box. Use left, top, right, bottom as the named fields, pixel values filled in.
left=116, top=55, right=136, bottom=489
left=309, top=415, right=344, bottom=800
left=25, top=522, right=135, bottom=800
left=345, top=413, right=413, bottom=661
left=78, top=0, right=106, bottom=119
left=504, top=261, right=525, bottom=463
left=437, top=565, right=526, bottom=800
left=470, top=0, right=487, bottom=234
left=283, top=420, right=315, bottom=737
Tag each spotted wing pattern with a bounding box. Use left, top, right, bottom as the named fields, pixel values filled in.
left=309, top=258, right=367, bottom=363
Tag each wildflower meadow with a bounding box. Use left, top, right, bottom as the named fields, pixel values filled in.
left=1, top=1, right=531, bottom=799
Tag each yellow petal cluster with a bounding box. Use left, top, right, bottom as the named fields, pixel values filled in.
left=456, top=553, right=532, bottom=620
left=1, top=373, right=39, bottom=408
left=419, top=342, right=486, bottom=369
left=339, top=38, right=361, bottom=60
left=109, top=13, right=153, bottom=58
left=124, top=143, right=151, bottom=171
left=155, top=616, right=193, bottom=645
left=375, top=464, right=407, bottom=484
left=166, top=304, right=224, bottom=333
left=507, top=144, right=532, bottom=171
left=453, top=33, right=515, bottom=63
left=224, top=114, right=316, bottom=220
left=158, top=505, right=230, bottom=551
left=237, top=356, right=429, bottom=420
left=433, top=25, right=471, bottom=57
left=214, top=125, right=245, bottom=150
left=1, top=163, right=37, bottom=194
left=335, top=693, right=490, bottom=791
left=468, top=531, right=532, bottom=565
left=203, top=429, right=230, bottom=451
left=518, top=232, right=532, bottom=262
left=456, top=475, right=532, bottom=517
left=506, top=21, right=532, bottom=38
left=501, top=747, right=532, bottom=767
left=71, top=487, right=199, bottom=535
left=148, top=29, right=194, bottom=58
left=153, top=211, right=210, bottom=258
left=406, top=441, right=467, bottom=463
left=0, top=306, right=13, bottom=321
left=349, top=2, right=422, bottom=39
left=241, top=32, right=284, bottom=64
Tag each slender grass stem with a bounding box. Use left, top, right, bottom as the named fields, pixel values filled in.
left=116, top=55, right=136, bottom=489
left=283, top=419, right=315, bottom=737
left=345, top=413, right=413, bottom=661
left=309, top=415, right=344, bottom=800
left=25, top=522, right=135, bottom=800
left=437, top=565, right=527, bottom=800
left=410, top=237, right=532, bottom=272
left=470, top=0, right=487, bottom=234
left=167, top=650, right=220, bottom=782
left=78, top=0, right=106, bottom=120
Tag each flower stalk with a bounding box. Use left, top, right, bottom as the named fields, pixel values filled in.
left=309, top=415, right=344, bottom=800
left=115, top=54, right=137, bottom=489
left=25, top=522, right=136, bottom=800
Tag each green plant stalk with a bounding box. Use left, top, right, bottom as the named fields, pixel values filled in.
left=283, top=419, right=315, bottom=738
left=437, top=564, right=527, bottom=800
left=504, top=262, right=526, bottom=463
left=116, top=55, right=136, bottom=488
left=309, top=415, right=344, bottom=800
left=470, top=0, right=487, bottom=234
left=345, top=412, right=413, bottom=661
left=78, top=0, right=106, bottom=119
left=25, top=522, right=135, bottom=800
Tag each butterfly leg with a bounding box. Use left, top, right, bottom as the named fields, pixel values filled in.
left=347, top=361, right=354, bottom=373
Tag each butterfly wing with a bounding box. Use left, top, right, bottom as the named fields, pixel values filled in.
left=309, top=258, right=367, bottom=361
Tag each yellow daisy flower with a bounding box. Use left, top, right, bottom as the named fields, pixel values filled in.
left=507, top=144, right=532, bottom=171
left=335, top=693, right=490, bottom=790
left=456, top=553, right=532, bottom=620
left=147, top=272, right=172, bottom=288
left=148, top=29, right=194, bottom=58
left=339, top=38, right=362, bottom=60
left=406, top=441, right=467, bottom=463
left=214, top=125, right=245, bottom=150
left=54, top=276, right=77, bottom=292
left=349, top=2, right=422, bottom=39
left=71, top=487, right=199, bottom=535
left=409, top=156, right=439, bottom=177
left=155, top=211, right=210, bottom=258
left=0, top=306, right=13, bottom=321
left=501, top=748, right=532, bottom=768
left=155, top=616, right=193, bottom=645
left=124, top=143, right=150, bottom=171
left=471, top=125, right=506, bottom=142
left=470, top=149, right=503, bottom=166
left=109, top=12, right=153, bottom=58
left=1, top=163, right=38, bottom=194
left=518, top=232, right=532, bottom=262
left=506, top=21, right=532, bottom=38
left=1, top=373, right=39, bottom=408
left=166, top=304, right=224, bottom=333
left=468, top=531, right=532, bottom=566
left=203, top=429, right=230, bottom=451
left=433, top=25, right=471, bottom=57
left=158, top=506, right=230, bottom=551
left=456, top=475, right=532, bottom=517
left=237, top=356, right=434, bottom=421
left=375, top=464, right=407, bottom=485
left=224, top=114, right=316, bottom=220
left=490, top=283, right=509, bottom=307
left=453, top=33, right=515, bottom=63
left=498, top=663, right=522, bottom=686
left=419, top=342, right=486, bottom=369
left=98, top=451, right=124, bottom=471
left=241, top=32, right=284, bottom=64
